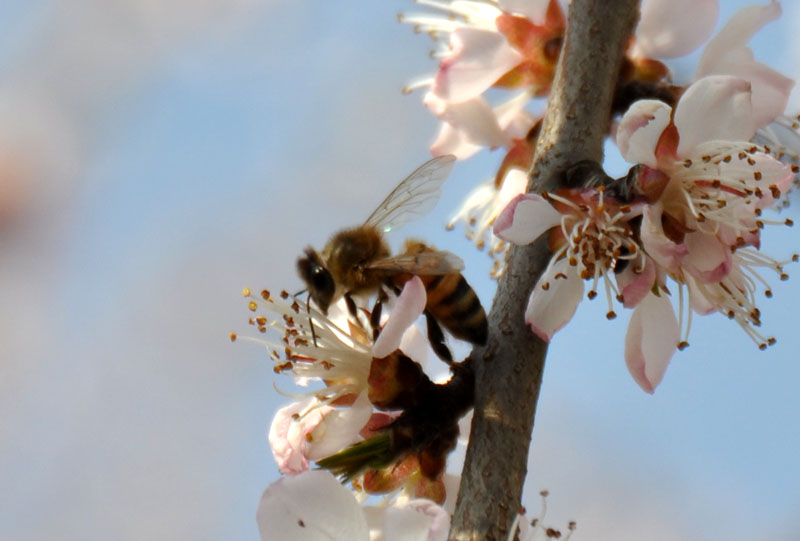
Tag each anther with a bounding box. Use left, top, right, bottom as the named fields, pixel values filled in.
left=229, top=332, right=237, bottom=342
left=606, top=310, right=617, bottom=320
left=678, top=341, right=689, bottom=351
left=587, top=290, right=597, bottom=300
left=242, top=288, right=251, bottom=297
left=754, top=171, right=763, bottom=181
left=248, top=301, right=257, bottom=312
left=261, top=290, right=271, bottom=300
left=280, top=290, right=290, bottom=299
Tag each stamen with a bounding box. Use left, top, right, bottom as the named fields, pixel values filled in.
left=402, top=77, right=434, bottom=95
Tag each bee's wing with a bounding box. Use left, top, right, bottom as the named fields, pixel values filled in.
left=367, top=250, right=465, bottom=275
left=363, top=155, right=456, bottom=233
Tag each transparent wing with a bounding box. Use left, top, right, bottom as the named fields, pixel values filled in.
left=366, top=250, right=464, bottom=275
left=364, top=155, right=456, bottom=232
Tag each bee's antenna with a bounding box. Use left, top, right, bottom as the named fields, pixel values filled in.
left=294, top=288, right=307, bottom=297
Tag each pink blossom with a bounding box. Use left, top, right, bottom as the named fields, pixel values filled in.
left=617, top=74, right=797, bottom=353
left=494, top=190, right=648, bottom=344
left=268, top=395, right=372, bottom=475
left=618, top=75, right=793, bottom=261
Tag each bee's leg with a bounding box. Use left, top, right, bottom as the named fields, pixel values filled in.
left=424, top=311, right=453, bottom=365
left=306, top=294, right=318, bottom=347
left=370, top=288, right=389, bottom=341
left=344, top=292, right=364, bottom=328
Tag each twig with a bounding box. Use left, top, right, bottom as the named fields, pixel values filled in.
left=449, top=1, right=640, bottom=538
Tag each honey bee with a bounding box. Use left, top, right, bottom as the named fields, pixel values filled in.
left=297, top=155, right=488, bottom=359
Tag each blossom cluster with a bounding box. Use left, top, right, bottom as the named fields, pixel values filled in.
left=234, top=280, right=463, bottom=540
left=403, top=0, right=798, bottom=393
left=495, top=74, right=796, bottom=392
left=402, top=0, right=799, bottom=276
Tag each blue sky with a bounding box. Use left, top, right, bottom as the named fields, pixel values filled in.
left=1, top=1, right=799, bottom=539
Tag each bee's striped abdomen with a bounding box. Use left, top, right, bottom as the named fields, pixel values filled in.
left=420, top=273, right=488, bottom=345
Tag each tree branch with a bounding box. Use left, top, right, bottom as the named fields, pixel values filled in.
left=449, top=1, right=640, bottom=539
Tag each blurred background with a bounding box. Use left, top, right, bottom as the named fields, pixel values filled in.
left=1, top=1, right=799, bottom=539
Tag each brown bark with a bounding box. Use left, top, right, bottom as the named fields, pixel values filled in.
left=449, top=1, right=640, bottom=539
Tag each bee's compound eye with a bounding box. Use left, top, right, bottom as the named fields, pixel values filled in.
left=312, top=266, right=333, bottom=290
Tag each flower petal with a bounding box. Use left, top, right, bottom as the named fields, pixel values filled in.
left=269, top=398, right=332, bottom=475
left=624, top=292, right=679, bottom=393
left=499, top=0, right=550, bottom=24
left=616, top=255, right=656, bottom=308
left=686, top=275, right=716, bottom=315
left=525, top=258, right=584, bottom=342
left=703, top=49, right=793, bottom=129
left=432, top=27, right=523, bottom=103
left=429, top=121, right=484, bottom=160
left=616, top=99, right=673, bottom=167
left=674, top=75, right=754, bottom=156
left=308, top=393, right=373, bottom=461
left=257, top=470, right=369, bottom=541
left=385, top=500, right=451, bottom=541
left=494, top=90, right=537, bottom=139
left=493, top=193, right=560, bottom=245
left=425, top=93, right=509, bottom=149
left=640, top=203, right=688, bottom=272
left=635, top=0, right=718, bottom=59
left=399, top=324, right=430, bottom=368
left=682, top=232, right=732, bottom=283
left=699, top=0, right=781, bottom=68
left=696, top=1, right=793, bottom=128
left=373, top=276, right=427, bottom=358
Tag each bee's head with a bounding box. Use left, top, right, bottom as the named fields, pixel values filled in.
left=297, top=247, right=335, bottom=314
